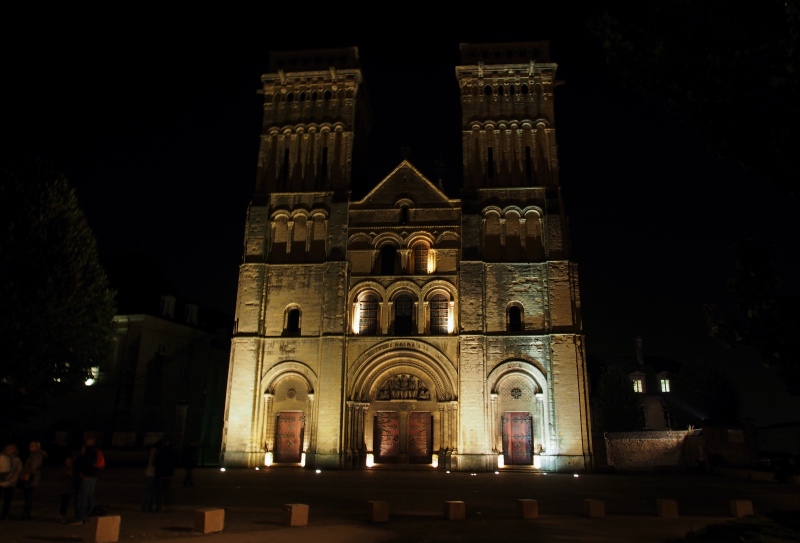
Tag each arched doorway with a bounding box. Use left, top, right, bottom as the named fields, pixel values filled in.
left=488, top=361, right=549, bottom=467
left=346, top=339, right=458, bottom=468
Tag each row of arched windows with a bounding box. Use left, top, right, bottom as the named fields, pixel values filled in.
left=353, top=291, right=452, bottom=336
left=282, top=300, right=529, bottom=336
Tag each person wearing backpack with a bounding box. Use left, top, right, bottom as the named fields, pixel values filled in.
left=70, top=438, right=101, bottom=525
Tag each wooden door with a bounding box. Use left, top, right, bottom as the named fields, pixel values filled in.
left=373, top=411, right=399, bottom=463
left=501, top=411, right=532, bottom=465
left=274, top=411, right=304, bottom=463
left=408, top=412, right=432, bottom=464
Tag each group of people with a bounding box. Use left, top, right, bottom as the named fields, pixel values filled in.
left=0, top=436, right=197, bottom=522
left=1, top=440, right=47, bottom=520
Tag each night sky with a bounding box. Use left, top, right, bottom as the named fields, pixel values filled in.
left=4, top=10, right=798, bottom=425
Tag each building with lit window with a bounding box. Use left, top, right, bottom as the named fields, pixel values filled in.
left=221, top=43, right=593, bottom=472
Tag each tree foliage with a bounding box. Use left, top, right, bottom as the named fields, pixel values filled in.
left=590, top=1, right=800, bottom=396
left=589, top=0, right=800, bottom=194
left=704, top=239, right=800, bottom=396
left=0, top=158, right=117, bottom=431
left=666, top=357, right=741, bottom=427
left=591, top=363, right=646, bottom=432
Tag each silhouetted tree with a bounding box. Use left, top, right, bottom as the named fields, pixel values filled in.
left=666, top=357, right=741, bottom=427
left=0, top=158, right=116, bottom=433
left=589, top=1, right=800, bottom=194
left=704, top=239, right=800, bottom=396
left=592, top=363, right=646, bottom=432
left=590, top=1, right=800, bottom=396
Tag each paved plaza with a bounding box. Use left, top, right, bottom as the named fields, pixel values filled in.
left=1, top=465, right=799, bottom=542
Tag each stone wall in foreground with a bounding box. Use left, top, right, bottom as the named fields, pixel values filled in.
left=604, top=431, right=688, bottom=470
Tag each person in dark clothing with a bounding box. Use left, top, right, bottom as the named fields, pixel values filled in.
left=19, top=440, right=47, bottom=519
left=182, top=440, right=198, bottom=487
left=153, top=440, right=176, bottom=513
left=70, top=438, right=101, bottom=525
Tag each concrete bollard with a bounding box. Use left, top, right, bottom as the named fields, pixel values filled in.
left=193, top=508, right=225, bottom=533
left=83, top=515, right=121, bottom=543
left=366, top=500, right=389, bottom=523
left=656, top=499, right=679, bottom=518
left=518, top=499, right=539, bottom=519
left=584, top=499, right=605, bottom=518
left=729, top=500, right=753, bottom=517
left=443, top=500, right=466, bottom=520
left=283, top=503, right=309, bottom=526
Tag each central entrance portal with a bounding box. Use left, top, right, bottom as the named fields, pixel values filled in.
left=373, top=411, right=432, bottom=465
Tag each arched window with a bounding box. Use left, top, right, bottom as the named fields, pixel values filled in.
left=359, top=295, right=378, bottom=335
left=508, top=306, right=522, bottom=332
left=413, top=244, right=429, bottom=274
left=394, top=295, right=413, bottom=335
left=430, top=294, right=449, bottom=335
left=285, top=307, right=301, bottom=335
left=380, top=245, right=397, bottom=274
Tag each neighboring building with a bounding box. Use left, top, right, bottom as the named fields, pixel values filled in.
left=42, top=252, right=232, bottom=465
left=222, top=42, right=592, bottom=472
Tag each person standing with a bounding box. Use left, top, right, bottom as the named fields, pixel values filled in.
left=182, top=440, right=198, bottom=487
left=70, top=438, right=101, bottom=525
left=0, top=444, right=23, bottom=520
left=140, top=440, right=159, bottom=512
left=153, top=439, right=175, bottom=513
left=19, top=440, right=47, bottom=519
left=56, top=455, right=76, bottom=521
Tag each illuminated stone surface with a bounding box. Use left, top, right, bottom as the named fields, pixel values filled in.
left=222, top=43, right=592, bottom=473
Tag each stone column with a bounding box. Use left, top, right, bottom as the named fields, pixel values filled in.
left=490, top=393, right=499, bottom=452
left=263, top=393, right=275, bottom=452
left=305, top=393, right=315, bottom=452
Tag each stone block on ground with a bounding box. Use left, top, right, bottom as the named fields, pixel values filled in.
left=194, top=508, right=225, bottom=533
left=443, top=500, right=466, bottom=520
left=283, top=503, right=309, bottom=526
left=83, top=515, right=121, bottom=543
left=367, top=500, right=389, bottom=523
left=730, top=500, right=753, bottom=517
left=584, top=499, right=605, bottom=518
left=518, top=499, right=539, bottom=519
left=656, top=499, right=678, bottom=518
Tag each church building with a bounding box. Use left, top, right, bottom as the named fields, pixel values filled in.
left=221, top=42, right=593, bottom=472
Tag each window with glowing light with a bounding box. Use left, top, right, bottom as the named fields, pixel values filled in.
left=413, top=244, right=429, bottom=274
left=660, top=378, right=670, bottom=393
left=429, top=294, right=449, bottom=335
left=632, top=379, right=643, bottom=393
left=359, top=295, right=378, bottom=335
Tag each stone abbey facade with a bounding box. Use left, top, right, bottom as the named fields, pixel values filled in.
left=221, top=42, right=593, bottom=472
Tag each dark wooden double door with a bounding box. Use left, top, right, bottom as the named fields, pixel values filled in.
left=373, top=411, right=432, bottom=464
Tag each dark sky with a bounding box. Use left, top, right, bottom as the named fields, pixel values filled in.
left=4, top=11, right=798, bottom=425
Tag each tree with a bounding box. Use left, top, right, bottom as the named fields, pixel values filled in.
left=0, top=158, right=117, bottom=433
left=666, top=357, right=741, bottom=427
left=589, top=1, right=800, bottom=194
left=704, top=238, right=800, bottom=396
left=590, top=1, right=800, bottom=396
left=591, top=363, right=646, bottom=432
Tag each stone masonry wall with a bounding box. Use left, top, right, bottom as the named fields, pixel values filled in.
left=605, top=431, right=688, bottom=470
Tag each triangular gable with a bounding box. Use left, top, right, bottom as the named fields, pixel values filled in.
left=353, top=160, right=456, bottom=208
